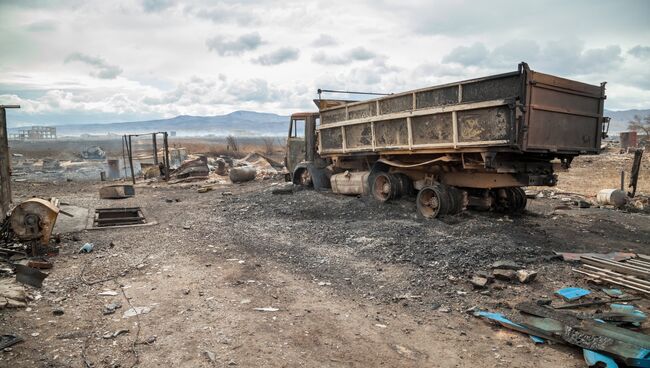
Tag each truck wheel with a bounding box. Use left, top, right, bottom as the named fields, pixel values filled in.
left=293, top=168, right=313, bottom=187
left=371, top=172, right=396, bottom=202
left=446, top=186, right=463, bottom=215
left=511, top=187, right=527, bottom=212
left=416, top=185, right=449, bottom=218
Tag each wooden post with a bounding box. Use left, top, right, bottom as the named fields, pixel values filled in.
left=0, top=105, right=20, bottom=220
left=152, top=133, right=159, bottom=165
left=128, top=135, right=136, bottom=185
left=163, top=132, right=170, bottom=181
left=0, top=108, right=11, bottom=219
left=121, top=135, right=128, bottom=179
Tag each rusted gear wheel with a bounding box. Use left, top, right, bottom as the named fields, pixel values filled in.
left=416, top=185, right=448, bottom=218
left=372, top=172, right=395, bottom=202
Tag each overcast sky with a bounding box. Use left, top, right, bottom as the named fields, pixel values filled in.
left=1, top=0, right=649, bottom=126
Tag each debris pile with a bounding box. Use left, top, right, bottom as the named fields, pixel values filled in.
left=475, top=286, right=649, bottom=367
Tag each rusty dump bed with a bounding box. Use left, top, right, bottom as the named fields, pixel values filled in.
left=317, top=63, right=606, bottom=156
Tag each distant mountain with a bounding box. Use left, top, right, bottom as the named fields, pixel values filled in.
left=7, top=108, right=649, bottom=137
left=7, top=110, right=290, bottom=137
left=605, top=109, right=650, bottom=133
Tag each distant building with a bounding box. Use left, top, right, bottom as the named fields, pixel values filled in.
left=9, top=126, right=56, bottom=141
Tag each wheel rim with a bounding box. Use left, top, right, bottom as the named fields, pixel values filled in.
left=372, top=174, right=392, bottom=202
left=417, top=187, right=441, bottom=218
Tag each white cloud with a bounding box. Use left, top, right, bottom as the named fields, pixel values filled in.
left=206, top=32, right=263, bottom=56
left=64, top=52, right=123, bottom=79
left=252, top=47, right=300, bottom=66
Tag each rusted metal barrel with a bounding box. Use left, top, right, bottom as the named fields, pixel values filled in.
left=596, top=189, right=627, bottom=208
left=229, top=166, right=256, bottom=183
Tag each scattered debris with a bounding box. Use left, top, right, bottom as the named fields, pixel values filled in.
left=204, top=350, right=217, bottom=362
left=0, top=334, right=23, bottom=349
left=15, top=264, right=48, bottom=288
left=26, top=258, right=52, bottom=269
left=0, top=279, right=27, bottom=309
left=555, top=287, right=591, bottom=301
left=170, top=157, right=209, bottom=181
left=99, top=184, right=135, bottom=199
left=79, top=242, right=94, bottom=253
left=493, top=269, right=517, bottom=281
left=470, top=275, right=489, bottom=289
left=98, top=290, right=118, bottom=296
left=253, top=307, right=279, bottom=312
left=516, top=270, right=537, bottom=284
left=123, top=306, right=151, bottom=318
left=490, top=260, right=522, bottom=270
left=52, top=307, right=64, bottom=315
left=103, top=302, right=122, bottom=315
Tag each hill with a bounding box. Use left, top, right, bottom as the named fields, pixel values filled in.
left=8, top=110, right=290, bottom=137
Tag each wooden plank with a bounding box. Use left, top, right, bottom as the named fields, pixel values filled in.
left=582, top=264, right=650, bottom=287
left=637, top=254, right=650, bottom=262
left=581, top=256, right=650, bottom=279
left=573, top=268, right=650, bottom=295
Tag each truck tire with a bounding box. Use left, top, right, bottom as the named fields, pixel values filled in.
left=370, top=172, right=413, bottom=202
left=416, top=185, right=449, bottom=218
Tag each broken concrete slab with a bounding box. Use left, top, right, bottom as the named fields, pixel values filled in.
left=470, top=275, right=489, bottom=289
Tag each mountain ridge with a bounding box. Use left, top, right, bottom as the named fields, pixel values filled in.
left=6, top=108, right=650, bottom=137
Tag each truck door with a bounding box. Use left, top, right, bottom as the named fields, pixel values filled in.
left=285, top=117, right=306, bottom=175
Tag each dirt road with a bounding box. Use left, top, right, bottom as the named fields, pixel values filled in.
left=1, top=178, right=648, bottom=367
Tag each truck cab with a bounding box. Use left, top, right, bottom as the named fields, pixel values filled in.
left=284, top=112, right=331, bottom=188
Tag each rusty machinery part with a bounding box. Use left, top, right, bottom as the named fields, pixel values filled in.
left=370, top=173, right=413, bottom=202
left=10, top=198, right=59, bottom=245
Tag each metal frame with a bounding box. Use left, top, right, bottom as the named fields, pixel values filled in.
left=122, top=132, right=170, bottom=184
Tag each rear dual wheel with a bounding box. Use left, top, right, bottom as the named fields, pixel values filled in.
left=371, top=173, right=413, bottom=202
left=416, top=184, right=463, bottom=218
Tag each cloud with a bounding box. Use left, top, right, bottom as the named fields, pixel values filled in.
left=442, top=42, right=489, bottom=66
left=628, top=45, right=650, bottom=59
left=142, top=0, right=174, bottom=13
left=441, top=40, right=623, bottom=75
left=311, top=34, right=338, bottom=47
left=312, top=47, right=377, bottom=65
left=252, top=47, right=300, bottom=66
left=192, top=4, right=257, bottom=26
left=64, top=52, right=123, bottom=79
left=206, top=32, right=262, bottom=56
left=25, top=19, right=57, bottom=32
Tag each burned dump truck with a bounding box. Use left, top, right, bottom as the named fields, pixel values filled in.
left=285, top=63, right=608, bottom=218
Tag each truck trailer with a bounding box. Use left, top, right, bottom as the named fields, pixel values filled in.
left=284, top=63, right=608, bottom=218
